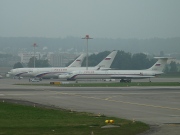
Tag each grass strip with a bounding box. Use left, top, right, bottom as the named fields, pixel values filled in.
left=0, top=101, right=149, bottom=135
left=60, top=82, right=180, bottom=87
left=15, top=82, right=180, bottom=87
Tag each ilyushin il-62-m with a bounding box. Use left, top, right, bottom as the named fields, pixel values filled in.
left=59, top=57, right=170, bottom=82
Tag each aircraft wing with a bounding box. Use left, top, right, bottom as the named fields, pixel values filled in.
left=110, top=75, right=155, bottom=79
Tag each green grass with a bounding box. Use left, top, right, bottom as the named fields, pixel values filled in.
left=16, top=82, right=180, bottom=87
left=0, top=102, right=149, bottom=135
left=60, top=82, right=180, bottom=87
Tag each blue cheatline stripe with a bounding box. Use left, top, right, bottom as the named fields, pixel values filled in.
left=36, top=72, right=68, bottom=77
left=15, top=72, right=28, bottom=76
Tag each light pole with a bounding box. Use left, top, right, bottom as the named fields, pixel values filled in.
left=82, top=35, right=93, bottom=70
left=32, top=43, right=37, bottom=68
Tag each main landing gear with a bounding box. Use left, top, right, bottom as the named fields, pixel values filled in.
left=67, top=78, right=76, bottom=81
left=120, top=79, right=131, bottom=83
left=29, top=77, right=42, bottom=82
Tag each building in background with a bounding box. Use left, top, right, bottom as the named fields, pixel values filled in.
left=18, top=52, right=42, bottom=64
left=49, top=53, right=78, bottom=67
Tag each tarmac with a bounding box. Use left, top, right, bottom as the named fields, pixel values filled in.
left=0, top=78, right=180, bottom=135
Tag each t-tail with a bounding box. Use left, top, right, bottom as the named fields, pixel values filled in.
left=95, top=50, right=117, bottom=69
left=147, top=57, right=170, bottom=72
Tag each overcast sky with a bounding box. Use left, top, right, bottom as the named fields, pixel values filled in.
left=1, top=0, right=180, bottom=39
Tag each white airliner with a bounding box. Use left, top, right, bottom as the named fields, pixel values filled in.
left=9, top=50, right=117, bottom=80
left=59, top=57, right=170, bottom=82
left=8, top=53, right=85, bottom=79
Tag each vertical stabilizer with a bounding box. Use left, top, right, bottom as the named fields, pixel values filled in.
left=147, top=57, right=169, bottom=71
left=95, top=50, right=117, bottom=68
left=68, top=53, right=85, bottom=67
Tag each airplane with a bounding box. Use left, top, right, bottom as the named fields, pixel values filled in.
left=59, top=57, right=170, bottom=82
left=8, top=50, right=117, bottom=80
left=8, top=53, right=86, bottom=79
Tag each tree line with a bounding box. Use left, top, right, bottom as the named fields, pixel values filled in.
left=82, top=50, right=156, bottom=70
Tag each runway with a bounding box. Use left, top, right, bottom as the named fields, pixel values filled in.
left=0, top=78, right=180, bottom=135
